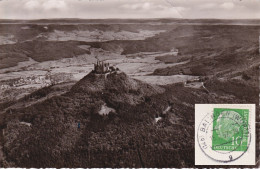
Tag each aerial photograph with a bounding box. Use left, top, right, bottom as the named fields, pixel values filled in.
left=0, top=0, right=259, bottom=167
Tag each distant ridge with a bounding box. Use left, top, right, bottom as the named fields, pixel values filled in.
left=1, top=18, right=260, bottom=25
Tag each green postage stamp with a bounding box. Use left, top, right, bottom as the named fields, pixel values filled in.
left=212, top=108, right=249, bottom=152
left=195, top=104, right=255, bottom=165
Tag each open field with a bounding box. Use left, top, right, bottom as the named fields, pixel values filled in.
left=1, top=21, right=259, bottom=102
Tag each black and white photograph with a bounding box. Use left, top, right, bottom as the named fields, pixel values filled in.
left=0, top=0, right=259, bottom=167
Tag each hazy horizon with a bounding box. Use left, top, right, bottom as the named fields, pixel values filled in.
left=0, top=0, right=259, bottom=20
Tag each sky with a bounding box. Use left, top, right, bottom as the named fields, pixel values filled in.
left=0, top=0, right=260, bottom=19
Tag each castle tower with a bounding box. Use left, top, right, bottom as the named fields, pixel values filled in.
left=94, top=60, right=111, bottom=74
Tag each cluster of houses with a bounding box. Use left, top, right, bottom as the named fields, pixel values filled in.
left=0, top=84, right=11, bottom=90
left=12, top=76, right=52, bottom=87
left=1, top=60, right=116, bottom=90
left=0, top=76, right=51, bottom=91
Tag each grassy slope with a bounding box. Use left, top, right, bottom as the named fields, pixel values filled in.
left=0, top=53, right=28, bottom=69
left=0, top=41, right=90, bottom=64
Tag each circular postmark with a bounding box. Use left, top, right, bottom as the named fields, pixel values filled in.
left=197, top=109, right=251, bottom=163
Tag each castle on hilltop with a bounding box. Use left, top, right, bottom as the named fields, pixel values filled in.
left=93, top=60, right=117, bottom=74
